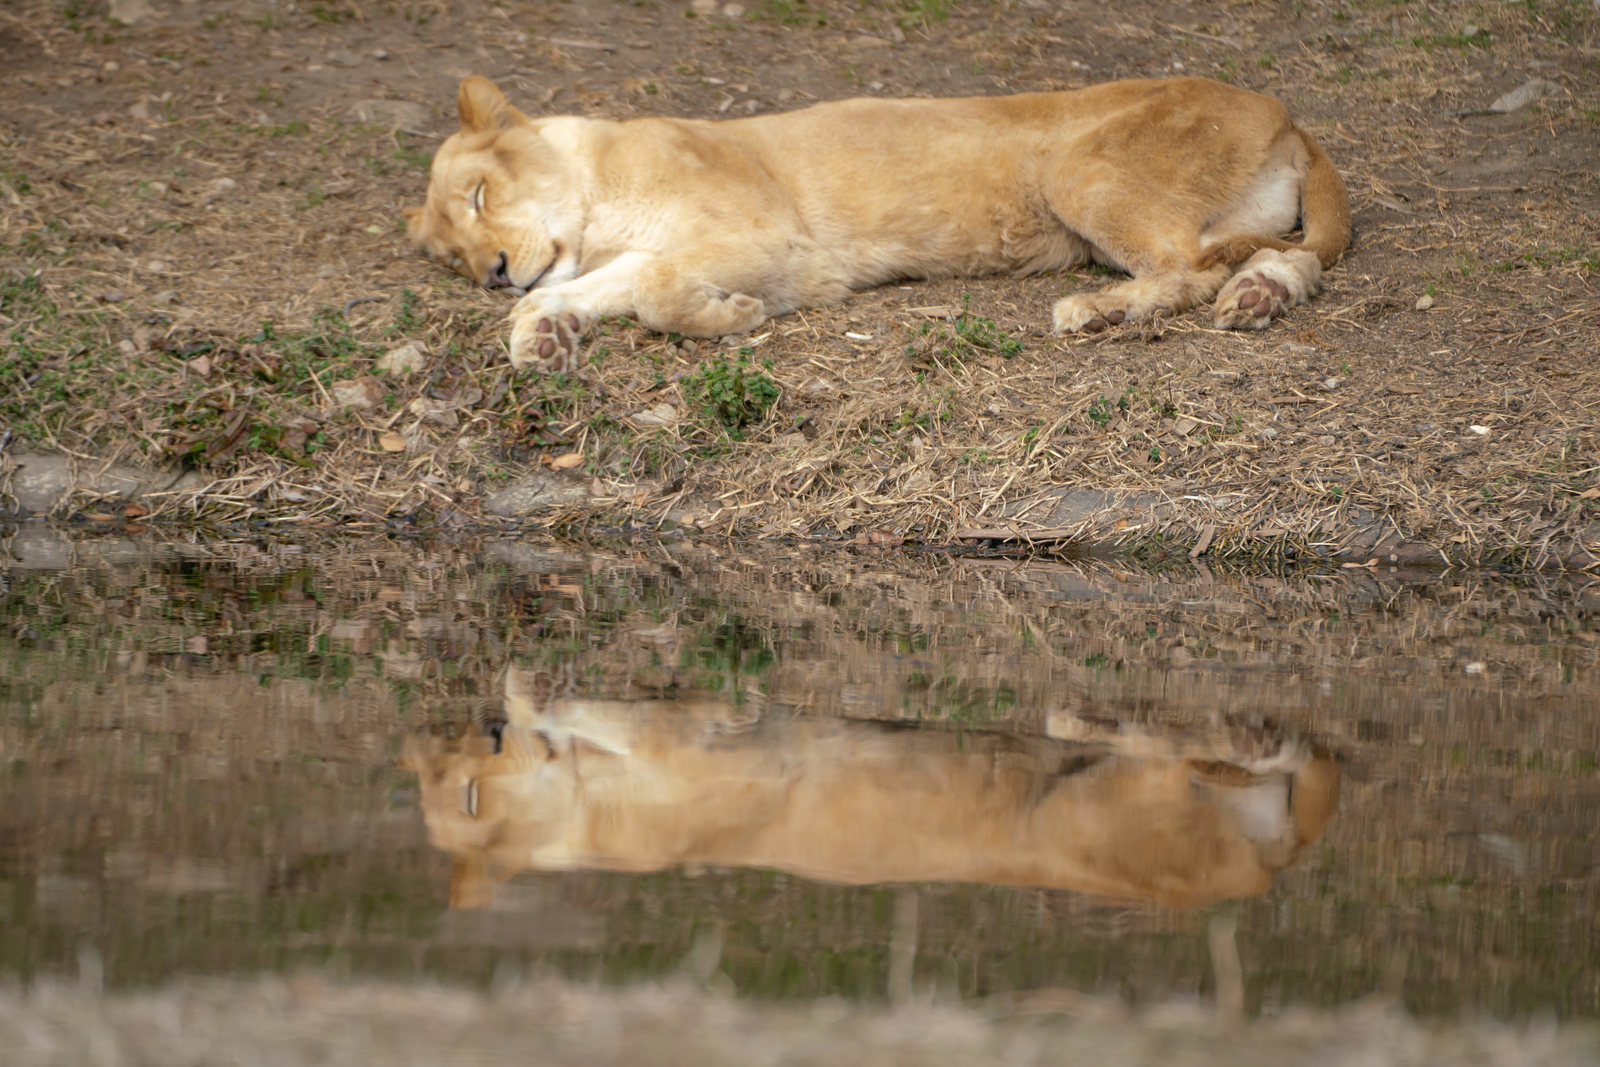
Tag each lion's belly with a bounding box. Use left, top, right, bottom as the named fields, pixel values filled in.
left=808, top=198, right=1093, bottom=289
left=743, top=111, right=1094, bottom=289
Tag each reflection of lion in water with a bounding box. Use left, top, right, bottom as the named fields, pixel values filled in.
left=403, top=668, right=1339, bottom=910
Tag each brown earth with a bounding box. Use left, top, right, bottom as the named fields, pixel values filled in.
left=1, top=0, right=1598, bottom=565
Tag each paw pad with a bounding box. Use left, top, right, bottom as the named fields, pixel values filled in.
left=1230, top=275, right=1290, bottom=318
left=1080, top=309, right=1126, bottom=333
left=512, top=309, right=586, bottom=372
left=1214, top=264, right=1307, bottom=331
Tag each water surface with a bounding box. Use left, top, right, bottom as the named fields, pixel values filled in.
left=2, top=528, right=1595, bottom=1018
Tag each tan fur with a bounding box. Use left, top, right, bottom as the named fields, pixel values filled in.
left=406, top=76, right=1351, bottom=370
left=402, top=667, right=1340, bottom=909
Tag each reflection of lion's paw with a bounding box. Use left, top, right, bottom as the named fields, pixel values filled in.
left=510, top=302, right=587, bottom=372
left=702, top=708, right=762, bottom=737
left=1228, top=722, right=1308, bottom=775
left=1213, top=249, right=1320, bottom=331
left=1053, top=294, right=1128, bottom=334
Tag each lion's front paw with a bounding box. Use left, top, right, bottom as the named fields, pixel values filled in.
left=509, top=300, right=587, bottom=372
left=1052, top=294, right=1128, bottom=334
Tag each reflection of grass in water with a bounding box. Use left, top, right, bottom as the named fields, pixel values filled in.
left=0, top=553, right=717, bottom=710
left=0, top=565, right=367, bottom=689
left=84, top=854, right=442, bottom=986
left=680, top=617, right=776, bottom=696
left=903, top=671, right=1017, bottom=723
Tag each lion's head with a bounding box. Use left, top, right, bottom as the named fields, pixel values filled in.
left=404, top=76, right=581, bottom=294
left=399, top=667, right=580, bottom=907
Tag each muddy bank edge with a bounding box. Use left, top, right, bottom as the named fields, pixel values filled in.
left=3, top=447, right=1597, bottom=569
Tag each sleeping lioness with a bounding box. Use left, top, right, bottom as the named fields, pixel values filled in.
left=406, top=75, right=1350, bottom=372
left=402, top=667, right=1340, bottom=909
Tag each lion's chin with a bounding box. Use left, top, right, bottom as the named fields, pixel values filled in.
left=510, top=250, right=561, bottom=295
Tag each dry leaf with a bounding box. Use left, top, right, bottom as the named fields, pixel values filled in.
left=550, top=452, right=585, bottom=470
left=378, top=431, right=407, bottom=452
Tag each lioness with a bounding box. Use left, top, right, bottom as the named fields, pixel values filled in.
left=406, top=76, right=1350, bottom=372
left=402, top=667, right=1340, bottom=909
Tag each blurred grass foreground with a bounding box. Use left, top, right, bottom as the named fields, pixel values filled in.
left=3, top=973, right=1597, bottom=1067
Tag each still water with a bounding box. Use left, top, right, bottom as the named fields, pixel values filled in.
left=2, top=528, right=1596, bottom=1019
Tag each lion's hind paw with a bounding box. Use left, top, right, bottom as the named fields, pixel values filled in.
left=1213, top=249, right=1321, bottom=331
left=1227, top=721, right=1310, bottom=776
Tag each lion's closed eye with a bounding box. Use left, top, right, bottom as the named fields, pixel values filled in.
left=470, top=182, right=486, bottom=213
left=463, top=779, right=479, bottom=817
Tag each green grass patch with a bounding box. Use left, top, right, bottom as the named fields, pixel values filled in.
left=952, top=303, right=1024, bottom=358
left=680, top=348, right=781, bottom=438
left=1489, top=246, right=1600, bottom=273
left=0, top=272, right=420, bottom=468
left=1, top=166, right=32, bottom=195
left=904, top=297, right=1025, bottom=367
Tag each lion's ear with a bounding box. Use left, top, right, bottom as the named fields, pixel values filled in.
left=457, top=75, right=515, bottom=132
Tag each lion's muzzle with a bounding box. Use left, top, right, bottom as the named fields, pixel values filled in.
left=483, top=251, right=513, bottom=289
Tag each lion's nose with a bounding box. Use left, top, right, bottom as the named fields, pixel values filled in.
left=484, top=251, right=512, bottom=288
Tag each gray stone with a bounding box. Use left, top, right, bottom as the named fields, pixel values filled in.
left=2, top=451, right=205, bottom=516
left=484, top=470, right=593, bottom=517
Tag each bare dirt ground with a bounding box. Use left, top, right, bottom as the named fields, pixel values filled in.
left=1, top=0, right=1597, bottom=565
